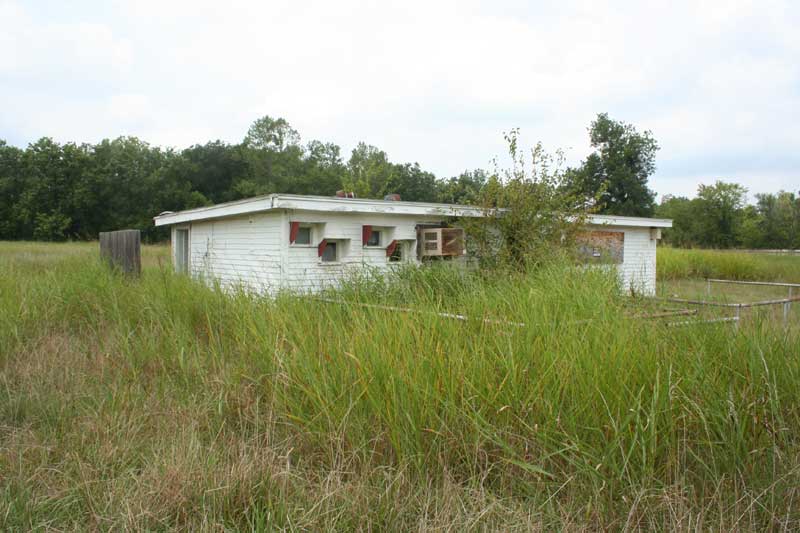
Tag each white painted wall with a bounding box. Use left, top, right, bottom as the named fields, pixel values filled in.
left=586, top=224, right=658, bottom=295
left=178, top=212, right=283, bottom=293
left=171, top=213, right=661, bottom=296
left=280, top=209, right=444, bottom=293
left=176, top=209, right=444, bottom=294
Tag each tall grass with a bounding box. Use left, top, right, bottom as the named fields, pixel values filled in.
left=2, top=242, right=800, bottom=530
left=658, top=246, right=800, bottom=282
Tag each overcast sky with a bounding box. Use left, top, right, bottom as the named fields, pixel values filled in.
left=2, top=0, right=798, bottom=201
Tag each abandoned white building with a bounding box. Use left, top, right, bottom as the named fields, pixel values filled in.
left=153, top=193, right=672, bottom=295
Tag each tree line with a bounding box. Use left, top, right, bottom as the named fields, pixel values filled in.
left=656, top=184, right=800, bottom=249
left=0, top=113, right=797, bottom=248
left=566, top=114, right=800, bottom=249
left=0, top=116, right=488, bottom=242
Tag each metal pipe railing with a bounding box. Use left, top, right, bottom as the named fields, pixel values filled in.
left=663, top=295, right=800, bottom=308
left=704, top=278, right=798, bottom=326
left=706, top=279, right=800, bottom=288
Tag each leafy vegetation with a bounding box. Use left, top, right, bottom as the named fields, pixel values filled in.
left=1, top=242, right=799, bottom=530
left=0, top=118, right=487, bottom=242
left=658, top=183, right=800, bottom=249
left=465, top=130, right=588, bottom=269
left=2, top=113, right=798, bottom=249
left=565, top=113, right=659, bottom=217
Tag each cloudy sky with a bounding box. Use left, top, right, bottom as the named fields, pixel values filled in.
left=2, top=0, right=798, bottom=200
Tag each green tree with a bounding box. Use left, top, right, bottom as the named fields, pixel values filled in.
left=244, top=116, right=300, bottom=151
left=436, top=170, right=487, bottom=205
left=383, top=162, right=437, bottom=202
left=568, top=113, right=658, bottom=216
left=300, top=140, right=346, bottom=196
left=0, top=141, right=24, bottom=239
left=656, top=195, right=703, bottom=247
left=342, top=143, right=394, bottom=198
left=693, top=181, right=748, bottom=248
left=738, top=204, right=765, bottom=249
left=15, top=138, right=94, bottom=240
left=238, top=116, right=309, bottom=196
left=91, top=137, right=195, bottom=240
left=181, top=141, right=248, bottom=203
left=750, top=191, right=799, bottom=249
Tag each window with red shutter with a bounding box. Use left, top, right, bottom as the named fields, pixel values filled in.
left=290, top=223, right=311, bottom=245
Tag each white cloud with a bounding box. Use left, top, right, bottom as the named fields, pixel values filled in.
left=1, top=0, right=798, bottom=198
left=106, top=93, right=151, bottom=122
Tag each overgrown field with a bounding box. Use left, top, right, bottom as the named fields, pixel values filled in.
left=658, top=246, right=800, bottom=282
left=2, top=242, right=800, bottom=530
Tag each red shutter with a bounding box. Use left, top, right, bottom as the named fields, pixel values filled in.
left=386, top=239, right=398, bottom=257
left=362, top=225, right=373, bottom=245
left=317, top=239, right=328, bottom=257
left=289, top=221, right=300, bottom=243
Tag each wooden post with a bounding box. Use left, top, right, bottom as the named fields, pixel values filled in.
left=100, top=229, right=141, bottom=276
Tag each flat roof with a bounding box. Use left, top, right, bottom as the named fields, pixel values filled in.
left=587, top=213, right=672, bottom=228
left=153, top=194, right=487, bottom=226
left=153, top=193, right=672, bottom=228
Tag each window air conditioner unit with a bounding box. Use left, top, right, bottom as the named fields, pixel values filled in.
left=419, top=228, right=466, bottom=257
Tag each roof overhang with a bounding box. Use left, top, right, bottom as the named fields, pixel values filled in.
left=587, top=214, right=672, bottom=228
left=153, top=194, right=487, bottom=226
left=153, top=193, right=672, bottom=229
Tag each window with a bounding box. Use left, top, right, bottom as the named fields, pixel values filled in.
left=294, top=226, right=311, bottom=245
left=321, top=241, right=337, bottom=262
left=366, top=230, right=381, bottom=247
left=389, top=242, right=403, bottom=262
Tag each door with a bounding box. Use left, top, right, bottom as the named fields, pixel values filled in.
left=175, top=228, right=189, bottom=273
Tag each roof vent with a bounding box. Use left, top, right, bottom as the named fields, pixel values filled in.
left=383, top=194, right=401, bottom=201
left=336, top=190, right=356, bottom=198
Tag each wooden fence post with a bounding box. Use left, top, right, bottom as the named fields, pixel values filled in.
left=100, top=229, right=141, bottom=276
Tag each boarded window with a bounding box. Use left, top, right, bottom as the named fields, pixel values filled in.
left=576, top=231, right=624, bottom=264
left=440, top=228, right=465, bottom=256
left=294, top=226, right=311, bottom=245
left=321, top=241, right=338, bottom=262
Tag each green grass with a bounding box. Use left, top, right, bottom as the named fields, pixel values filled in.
left=658, top=246, right=800, bottom=282
left=2, top=242, right=800, bottom=530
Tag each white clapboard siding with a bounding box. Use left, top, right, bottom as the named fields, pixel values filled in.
left=282, top=210, right=444, bottom=293
left=177, top=209, right=446, bottom=295
left=170, top=208, right=662, bottom=296
left=186, top=212, right=282, bottom=293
